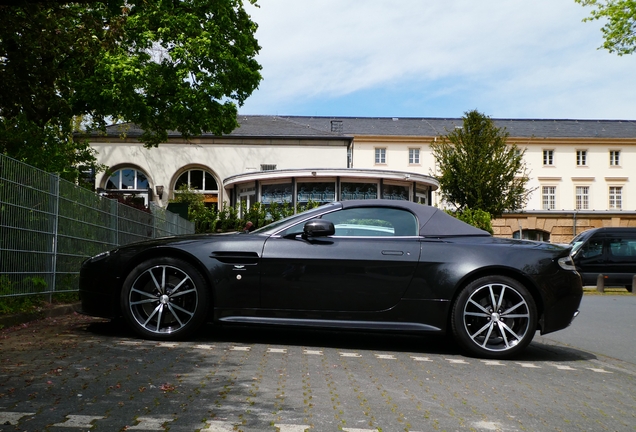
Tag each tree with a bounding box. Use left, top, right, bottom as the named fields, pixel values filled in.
left=0, top=0, right=262, bottom=181
left=575, top=0, right=636, bottom=55
left=447, top=208, right=494, bottom=234
left=430, top=110, right=532, bottom=218
left=0, top=2, right=112, bottom=181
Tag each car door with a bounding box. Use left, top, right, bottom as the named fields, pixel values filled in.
left=575, top=234, right=607, bottom=284
left=259, top=206, right=421, bottom=313
left=605, top=234, right=636, bottom=283
left=205, top=235, right=265, bottom=309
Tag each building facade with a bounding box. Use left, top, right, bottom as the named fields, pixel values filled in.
left=89, top=116, right=636, bottom=242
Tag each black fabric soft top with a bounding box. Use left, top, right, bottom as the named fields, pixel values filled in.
left=339, top=199, right=491, bottom=237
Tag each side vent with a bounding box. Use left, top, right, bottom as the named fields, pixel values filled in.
left=210, top=251, right=260, bottom=265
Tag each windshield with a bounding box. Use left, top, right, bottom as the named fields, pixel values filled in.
left=569, top=232, right=589, bottom=255
left=251, top=202, right=338, bottom=235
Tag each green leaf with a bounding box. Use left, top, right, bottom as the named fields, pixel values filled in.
left=1, top=0, right=262, bottom=177
left=576, top=0, right=636, bottom=55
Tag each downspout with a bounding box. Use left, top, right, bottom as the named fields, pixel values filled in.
left=291, top=177, right=297, bottom=213
left=573, top=210, right=577, bottom=237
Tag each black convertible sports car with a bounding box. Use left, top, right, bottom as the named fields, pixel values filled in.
left=80, top=199, right=582, bottom=358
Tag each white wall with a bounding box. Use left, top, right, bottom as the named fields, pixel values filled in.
left=91, top=133, right=634, bottom=212
left=91, top=140, right=349, bottom=205
left=351, top=137, right=635, bottom=211
left=522, top=141, right=633, bottom=211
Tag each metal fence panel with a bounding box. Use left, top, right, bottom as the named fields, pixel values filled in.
left=0, top=153, right=194, bottom=298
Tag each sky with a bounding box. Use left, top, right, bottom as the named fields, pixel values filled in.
left=238, top=0, right=636, bottom=120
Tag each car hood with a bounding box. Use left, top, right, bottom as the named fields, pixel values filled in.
left=103, top=231, right=262, bottom=254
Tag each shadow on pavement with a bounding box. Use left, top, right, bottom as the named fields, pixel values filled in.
left=85, top=318, right=597, bottom=364
left=523, top=338, right=597, bottom=362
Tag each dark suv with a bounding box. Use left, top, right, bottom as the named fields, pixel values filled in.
left=570, top=227, right=636, bottom=292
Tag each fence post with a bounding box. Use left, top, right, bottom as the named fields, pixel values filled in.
left=151, top=203, right=158, bottom=239
left=49, top=173, right=60, bottom=303
left=110, top=198, right=119, bottom=247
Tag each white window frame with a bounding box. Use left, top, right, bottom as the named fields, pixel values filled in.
left=408, top=148, right=420, bottom=165
left=576, top=150, right=587, bottom=166
left=543, top=150, right=554, bottom=166
left=238, top=183, right=256, bottom=217
left=103, top=167, right=151, bottom=206
left=375, top=147, right=387, bottom=164
left=542, top=186, right=556, bottom=210
left=106, top=168, right=149, bottom=191
left=575, top=186, right=589, bottom=210
left=176, top=168, right=219, bottom=192
left=610, top=150, right=621, bottom=166
left=609, top=186, right=622, bottom=209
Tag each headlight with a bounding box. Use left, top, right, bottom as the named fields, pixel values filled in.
left=557, top=256, right=576, bottom=271
left=90, top=250, right=112, bottom=262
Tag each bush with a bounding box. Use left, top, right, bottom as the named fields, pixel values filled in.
left=446, top=208, right=494, bottom=234
left=169, top=186, right=322, bottom=234
left=0, top=276, right=44, bottom=315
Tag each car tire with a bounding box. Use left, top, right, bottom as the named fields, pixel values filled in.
left=451, top=276, right=537, bottom=359
left=120, top=257, right=209, bottom=340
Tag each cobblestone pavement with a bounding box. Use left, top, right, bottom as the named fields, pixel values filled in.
left=1, top=313, right=635, bottom=432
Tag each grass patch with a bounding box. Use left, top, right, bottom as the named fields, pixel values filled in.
left=583, top=286, right=633, bottom=296
left=0, top=292, right=79, bottom=316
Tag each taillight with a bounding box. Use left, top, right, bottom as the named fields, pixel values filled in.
left=557, top=256, right=576, bottom=271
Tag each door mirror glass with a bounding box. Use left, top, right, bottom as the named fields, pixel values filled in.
left=303, top=219, right=335, bottom=237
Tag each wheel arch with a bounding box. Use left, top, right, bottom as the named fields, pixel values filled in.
left=116, top=247, right=216, bottom=316
left=447, top=266, right=545, bottom=331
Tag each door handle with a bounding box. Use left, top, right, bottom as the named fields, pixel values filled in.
left=382, top=250, right=404, bottom=256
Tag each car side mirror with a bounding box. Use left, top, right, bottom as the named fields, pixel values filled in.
left=303, top=219, right=335, bottom=237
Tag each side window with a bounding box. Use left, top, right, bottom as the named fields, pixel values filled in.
left=608, top=238, right=636, bottom=260
left=580, top=239, right=603, bottom=260
left=278, top=220, right=308, bottom=237
left=321, top=207, right=418, bottom=237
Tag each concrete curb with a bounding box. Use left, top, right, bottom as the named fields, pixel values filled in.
left=0, top=302, right=81, bottom=329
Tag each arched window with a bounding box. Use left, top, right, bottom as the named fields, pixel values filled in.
left=175, top=169, right=218, bottom=192
left=174, top=168, right=219, bottom=208
left=106, top=168, right=149, bottom=191
left=104, top=167, right=151, bottom=206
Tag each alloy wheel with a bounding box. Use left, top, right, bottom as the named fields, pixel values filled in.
left=128, top=265, right=199, bottom=335
left=462, top=282, right=531, bottom=352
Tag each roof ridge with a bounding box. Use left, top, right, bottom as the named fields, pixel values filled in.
left=244, top=115, right=636, bottom=123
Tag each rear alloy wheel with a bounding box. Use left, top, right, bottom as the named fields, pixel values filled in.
left=121, top=258, right=209, bottom=340
left=452, top=276, right=537, bottom=359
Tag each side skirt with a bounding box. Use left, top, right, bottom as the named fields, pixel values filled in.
left=218, top=316, right=441, bottom=332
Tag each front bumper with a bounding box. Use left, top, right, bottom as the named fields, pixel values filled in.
left=79, top=257, right=122, bottom=319
left=537, top=271, right=583, bottom=335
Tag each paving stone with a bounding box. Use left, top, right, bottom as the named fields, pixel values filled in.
left=1, top=314, right=636, bottom=431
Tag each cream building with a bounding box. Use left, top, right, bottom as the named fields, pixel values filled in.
left=89, top=116, right=636, bottom=242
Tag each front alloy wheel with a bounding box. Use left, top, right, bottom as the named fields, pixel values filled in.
left=452, top=276, right=537, bottom=359
left=121, top=258, right=209, bottom=340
